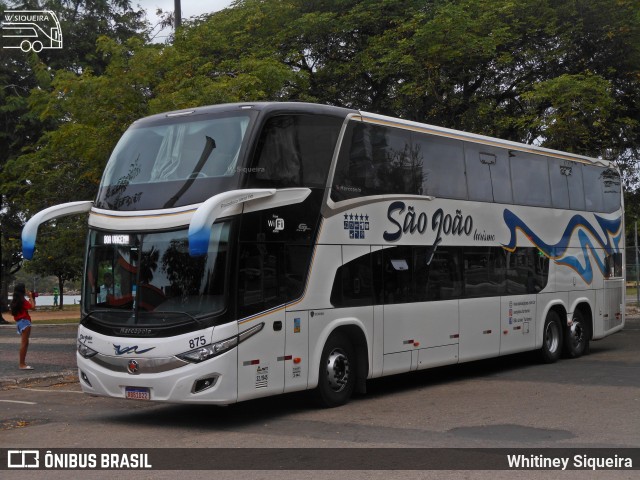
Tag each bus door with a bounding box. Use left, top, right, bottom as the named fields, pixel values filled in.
left=236, top=242, right=286, bottom=401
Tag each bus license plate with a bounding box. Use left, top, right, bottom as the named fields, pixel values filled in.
left=125, top=387, right=150, bottom=400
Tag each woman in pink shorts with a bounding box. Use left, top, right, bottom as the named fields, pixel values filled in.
left=10, top=283, right=36, bottom=370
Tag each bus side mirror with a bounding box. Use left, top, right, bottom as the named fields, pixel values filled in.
left=22, top=201, right=93, bottom=260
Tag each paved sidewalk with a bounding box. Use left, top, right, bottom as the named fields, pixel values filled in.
left=0, top=322, right=78, bottom=389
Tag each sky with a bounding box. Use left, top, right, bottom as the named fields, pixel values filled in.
left=136, top=0, right=234, bottom=41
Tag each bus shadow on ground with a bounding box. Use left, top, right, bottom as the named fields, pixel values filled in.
left=100, top=351, right=541, bottom=429
left=101, top=328, right=632, bottom=429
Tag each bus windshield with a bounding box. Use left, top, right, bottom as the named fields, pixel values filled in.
left=95, top=113, right=252, bottom=210
left=83, top=223, right=231, bottom=326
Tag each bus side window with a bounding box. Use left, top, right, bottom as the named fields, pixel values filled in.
left=605, top=252, right=623, bottom=278
left=252, top=116, right=302, bottom=187
left=505, top=248, right=548, bottom=294
left=330, top=251, right=373, bottom=307
left=285, top=245, right=313, bottom=301
left=373, top=126, right=416, bottom=196
left=549, top=157, right=571, bottom=209
left=602, top=168, right=622, bottom=213
left=463, top=247, right=506, bottom=298
left=237, top=243, right=286, bottom=317
left=427, top=248, right=463, bottom=300
left=511, top=151, right=552, bottom=207
left=464, top=146, right=493, bottom=202
left=583, top=164, right=608, bottom=212
left=464, top=142, right=513, bottom=204
left=549, top=158, right=587, bottom=211
left=249, top=114, right=342, bottom=189
left=332, top=123, right=414, bottom=199
left=331, top=122, right=371, bottom=201
left=383, top=246, right=412, bottom=304
left=412, top=132, right=466, bottom=199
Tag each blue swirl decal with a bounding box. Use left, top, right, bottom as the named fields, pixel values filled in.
left=502, top=209, right=622, bottom=284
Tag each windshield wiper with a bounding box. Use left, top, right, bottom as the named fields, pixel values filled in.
left=164, top=136, right=216, bottom=208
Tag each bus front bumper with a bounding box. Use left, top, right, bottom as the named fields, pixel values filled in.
left=76, top=350, right=238, bottom=405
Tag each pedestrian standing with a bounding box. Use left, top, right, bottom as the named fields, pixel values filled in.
left=10, top=283, right=36, bottom=370
left=53, top=286, right=59, bottom=307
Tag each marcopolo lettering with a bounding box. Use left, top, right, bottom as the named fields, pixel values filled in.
left=383, top=201, right=473, bottom=242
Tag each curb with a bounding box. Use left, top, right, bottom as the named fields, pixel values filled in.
left=0, top=370, right=78, bottom=390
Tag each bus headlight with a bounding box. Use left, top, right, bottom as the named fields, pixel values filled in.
left=77, top=342, right=98, bottom=359
left=178, top=337, right=238, bottom=363
left=176, top=322, right=264, bottom=364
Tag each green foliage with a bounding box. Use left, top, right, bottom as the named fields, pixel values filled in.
left=1, top=0, right=640, bottom=312
left=23, top=217, right=86, bottom=307
left=6, top=36, right=164, bottom=210
left=149, top=1, right=306, bottom=111
left=0, top=1, right=147, bottom=312
left=519, top=73, right=619, bottom=154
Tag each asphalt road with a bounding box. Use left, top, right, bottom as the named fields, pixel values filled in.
left=1, top=318, right=639, bottom=479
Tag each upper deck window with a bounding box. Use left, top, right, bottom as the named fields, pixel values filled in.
left=331, top=119, right=620, bottom=214
left=510, top=151, right=552, bottom=207
left=583, top=165, right=621, bottom=213
left=246, top=114, right=343, bottom=189
left=464, top=143, right=513, bottom=204
left=331, top=121, right=467, bottom=201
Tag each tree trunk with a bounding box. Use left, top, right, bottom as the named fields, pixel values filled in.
left=0, top=271, right=9, bottom=322
left=58, top=277, right=65, bottom=309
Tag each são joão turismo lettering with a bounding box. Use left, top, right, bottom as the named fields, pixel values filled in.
left=383, top=201, right=473, bottom=242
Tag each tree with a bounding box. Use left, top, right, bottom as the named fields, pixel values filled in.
left=2, top=0, right=639, bottom=317
left=23, top=217, right=86, bottom=308
left=0, top=0, right=147, bottom=315
left=148, top=1, right=305, bottom=113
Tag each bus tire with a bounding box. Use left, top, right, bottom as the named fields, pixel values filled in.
left=564, top=309, right=590, bottom=358
left=32, top=41, right=43, bottom=53
left=539, top=310, right=563, bottom=363
left=315, top=332, right=356, bottom=408
left=20, top=40, right=31, bottom=52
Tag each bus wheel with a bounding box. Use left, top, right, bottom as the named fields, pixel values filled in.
left=20, top=40, right=32, bottom=52
left=564, top=309, right=590, bottom=358
left=539, top=310, right=563, bottom=363
left=316, top=332, right=355, bottom=407
left=32, top=41, right=43, bottom=53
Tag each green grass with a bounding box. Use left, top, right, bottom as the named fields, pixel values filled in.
left=33, top=304, right=80, bottom=312
left=31, top=318, right=79, bottom=325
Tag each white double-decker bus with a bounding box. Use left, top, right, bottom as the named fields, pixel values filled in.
left=23, top=102, right=624, bottom=407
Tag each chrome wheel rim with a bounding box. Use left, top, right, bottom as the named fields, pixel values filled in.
left=326, top=348, right=350, bottom=393
left=545, top=321, right=560, bottom=354
left=570, top=320, right=585, bottom=349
